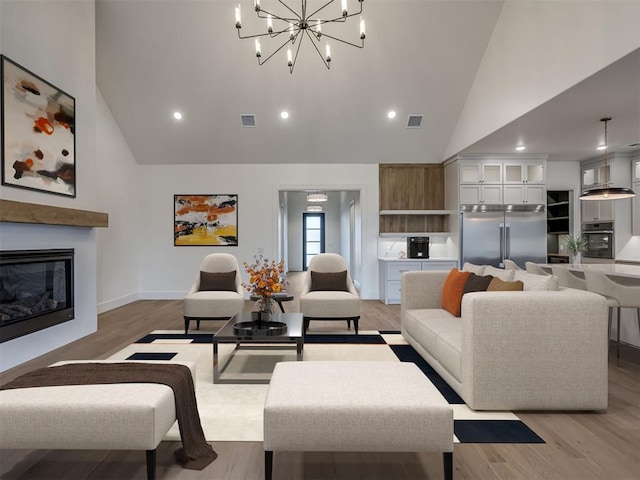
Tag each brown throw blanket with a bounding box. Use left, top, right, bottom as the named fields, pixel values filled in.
left=0, top=362, right=217, bottom=470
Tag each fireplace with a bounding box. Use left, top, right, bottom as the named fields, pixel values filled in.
left=0, top=249, right=74, bottom=343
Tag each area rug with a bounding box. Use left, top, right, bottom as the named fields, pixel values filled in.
left=107, top=329, right=544, bottom=445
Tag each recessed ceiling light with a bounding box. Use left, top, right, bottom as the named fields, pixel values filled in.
left=515, top=145, right=526, bottom=151
left=173, top=111, right=183, bottom=120
left=387, top=111, right=396, bottom=119
left=280, top=111, right=289, bottom=119
left=597, top=144, right=607, bottom=150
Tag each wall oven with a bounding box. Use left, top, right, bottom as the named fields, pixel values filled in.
left=582, top=222, right=614, bottom=259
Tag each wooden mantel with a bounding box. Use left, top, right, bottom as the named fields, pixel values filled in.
left=0, top=199, right=108, bottom=228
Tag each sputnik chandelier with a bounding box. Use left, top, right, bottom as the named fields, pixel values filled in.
left=235, top=0, right=366, bottom=73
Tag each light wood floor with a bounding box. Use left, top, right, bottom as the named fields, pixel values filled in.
left=1, top=272, right=639, bottom=480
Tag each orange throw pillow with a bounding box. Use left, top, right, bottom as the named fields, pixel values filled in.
left=441, top=269, right=471, bottom=317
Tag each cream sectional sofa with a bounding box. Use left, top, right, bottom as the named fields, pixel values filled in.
left=400, top=267, right=609, bottom=411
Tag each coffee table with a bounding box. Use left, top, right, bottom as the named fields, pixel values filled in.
left=213, top=312, right=304, bottom=384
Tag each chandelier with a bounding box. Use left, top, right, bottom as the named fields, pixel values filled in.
left=307, top=204, right=323, bottom=212
left=580, top=117, right=635, bottom=201
left=235, top=0, right=366, bottom=74
left=307, top=191, right=328, bottom=202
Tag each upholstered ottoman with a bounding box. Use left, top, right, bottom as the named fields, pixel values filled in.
left=0, top=360, right=195, bottom=480
left=264, top=361, right=454, bottom=480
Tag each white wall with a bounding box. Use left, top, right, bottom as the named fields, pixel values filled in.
left=135, top=164, right=379, bottom=300
left=0, top=0, right=97, bottom=371
left=95, top=89, right=140, bottom=312
left=445, top=1, right=640, bottom=159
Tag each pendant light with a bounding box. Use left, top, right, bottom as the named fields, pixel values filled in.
left=580, top=117, right=635, bottom=201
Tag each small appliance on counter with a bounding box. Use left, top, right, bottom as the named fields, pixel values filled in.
left=407, top=237, right=429, bottom=258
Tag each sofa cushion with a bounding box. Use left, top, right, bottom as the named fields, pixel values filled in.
left=487, top=277, right=524, bottom=291
left=462, top=273, right=494, bottom=294
left=199, top=270, right=237, bottom=291
left=513, top=270, right=559, bottom=291
left=462, top=262, right=485, bottom=276
left=440, top=269, right=470, bottom=317
left=310, top=270, right=348, bottom=291
left=483, top=266, right=515, bottom=281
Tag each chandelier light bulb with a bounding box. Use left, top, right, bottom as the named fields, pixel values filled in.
left=342, top=0, right=348, bottom=16
left=360, top=17, right=366, bottom=39
left=325, top=44, right=331, bottom=62
left=235, top=4, right=242, bottom=28
left=316, top=19, right=322, bottom=37
left=254, top=0, right=260, bottom=12
left=255, top=39, right=261, bottom=57
left=267, top=15, right=273, bottom=34
left=287, top=48, right=293, bottom=67
left=289, top=23, right=295, bottom=41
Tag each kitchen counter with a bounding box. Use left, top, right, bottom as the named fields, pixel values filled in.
left=538, top=263, right=640, bottom=281
left=379, top=258, right=458, bottom=304
left=378, top=257, right=458, bottom=262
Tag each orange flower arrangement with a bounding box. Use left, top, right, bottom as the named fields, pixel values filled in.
left=242, top=255, right=286, bottom=311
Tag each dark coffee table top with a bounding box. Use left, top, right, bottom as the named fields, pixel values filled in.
left=214, top=312, right=303, bottom=341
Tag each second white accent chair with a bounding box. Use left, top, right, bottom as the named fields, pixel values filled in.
left=525, top=261, right=549, bottom=275
left=183, top=253, right=245, bottom=334
left=299, top=253, right=361, bottom=334
left=584, top=269, right=640, bottom=358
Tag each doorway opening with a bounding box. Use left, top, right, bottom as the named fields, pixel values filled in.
left=302, top=213, right=325, bottom=270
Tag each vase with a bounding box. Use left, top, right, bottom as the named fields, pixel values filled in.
left=255, top=296, right=273, bottom=321
left=570, top=252, right=581, bottom=264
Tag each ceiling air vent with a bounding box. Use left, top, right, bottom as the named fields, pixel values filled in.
left=407, top=115, right=423, bottom=128
left=241, top=115, right=256, bottom=127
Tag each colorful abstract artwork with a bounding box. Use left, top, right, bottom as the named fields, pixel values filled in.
left=174, top=195, right=238, bottom=246
left=1, top=55, right=76, bottom=197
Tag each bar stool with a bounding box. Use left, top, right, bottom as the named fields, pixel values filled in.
left=584, top=270, right=640, bottom=358
left=503, top=259, right=522, bottom=270
left=551, top=266, right=587, bottom=290
left=525, top=262, right=549, bottom=275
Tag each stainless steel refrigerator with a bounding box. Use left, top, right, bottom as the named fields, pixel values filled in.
left=460, top=205, right=547, bottom=269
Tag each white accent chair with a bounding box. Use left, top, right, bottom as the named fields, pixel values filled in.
left=584, top=270, right=640, bottom=358
left=183, top=253, right=244, bottom=334
left=299, top=253, right=361, bottom=334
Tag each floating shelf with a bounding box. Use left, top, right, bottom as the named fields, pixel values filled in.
left=379, top=232, right=450, bottom=237
left=0, top=199, right=109, bottom=228
left=547, top=201, right=570, bottom=207
left=379, top=210, right=453, bottom=215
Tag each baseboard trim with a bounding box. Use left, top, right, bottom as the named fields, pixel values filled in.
left=138, top=291, right=188, bottom=300
left=97, top=293, right=140, bottom=314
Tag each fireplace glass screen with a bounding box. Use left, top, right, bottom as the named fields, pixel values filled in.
left=0, top=249, right=74, bottom=343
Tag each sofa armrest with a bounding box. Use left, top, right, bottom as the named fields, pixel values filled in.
left=401, top=270, right=448, bottom=319
left=460, top=289, right=608, bottom=410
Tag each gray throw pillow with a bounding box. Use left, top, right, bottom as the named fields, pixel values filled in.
left=310, top=270, right=348, bottom=292
left=462, top=272, right=494, bottom=294
left=199, top=270, right=237, bottom=291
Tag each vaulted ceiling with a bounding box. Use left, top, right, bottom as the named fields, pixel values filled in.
left=95, top=0, right=639, bottom=166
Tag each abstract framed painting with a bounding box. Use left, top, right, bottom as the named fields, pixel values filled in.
left=1, top=55, right=76, bottom=197
left=174, top=194, right=238, bottom=246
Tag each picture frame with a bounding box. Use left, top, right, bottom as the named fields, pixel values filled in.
left=174, top=194, right=238, bottom=246
left=1, top=55, right=76, bottom=197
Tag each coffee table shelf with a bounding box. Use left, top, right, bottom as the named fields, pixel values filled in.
left=213, top=312, right=304, bottom=384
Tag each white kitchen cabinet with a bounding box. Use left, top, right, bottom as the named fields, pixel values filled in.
left=582, top=200, right=614, bottom=222
left=379, top=259, right=458, bottom=304
left=503, top=162, right=545, bottom=184
left=502, top=184, right=546, bottom=205
left=459, top=161, right=502, bottom=185
left=633, top=158, right=640, bottom=184
left=459, top=184, right=503, bottom=205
